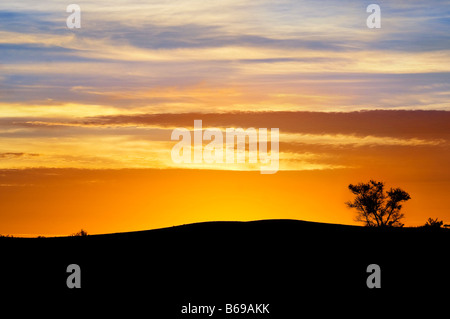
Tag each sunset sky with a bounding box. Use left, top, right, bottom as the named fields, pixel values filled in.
left=1, top=0, right=449, bottom=236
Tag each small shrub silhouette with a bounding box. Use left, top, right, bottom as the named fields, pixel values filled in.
left=423, top=218, right=443, bottom=229
left=71, top=229, right=88, bottom=237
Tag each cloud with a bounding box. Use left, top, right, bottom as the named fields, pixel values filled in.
left=3, top=109, right=450, bottom=143
left=71, top=110, right=450, bottom=139
left=0, top=152, right=39, bottom=158
left=0, top=110, right=447, bottom=171
left=9, top=110, right=447, bottom=156
left=1, top=1, right=450, bottom=113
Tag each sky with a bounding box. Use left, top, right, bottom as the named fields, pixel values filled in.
left=0, top=0, right=449, bottom=236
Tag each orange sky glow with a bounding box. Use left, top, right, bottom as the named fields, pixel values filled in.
left=1, top=1, right=450, bottom=236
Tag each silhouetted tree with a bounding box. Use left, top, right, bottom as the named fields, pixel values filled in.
left=346, top=180, right=410, bottom=227
left=423, top=218, right=443, bottom=228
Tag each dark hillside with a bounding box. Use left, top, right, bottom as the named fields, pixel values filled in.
left=1, top=219, right=448, bottom=315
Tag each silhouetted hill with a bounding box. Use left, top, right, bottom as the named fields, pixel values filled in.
left=1, top=219, right=449, bottom=315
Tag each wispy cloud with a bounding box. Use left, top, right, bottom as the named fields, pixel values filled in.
left=0, top=111, right=447, bottom=172
left=1, top=0, right=450, bottom=112
left=1, top=1, right=449, bottom=170
left=0, top=152, right=39, bottom=158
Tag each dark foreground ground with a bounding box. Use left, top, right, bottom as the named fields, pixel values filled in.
left=1, top=219, right=449, bottom=316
